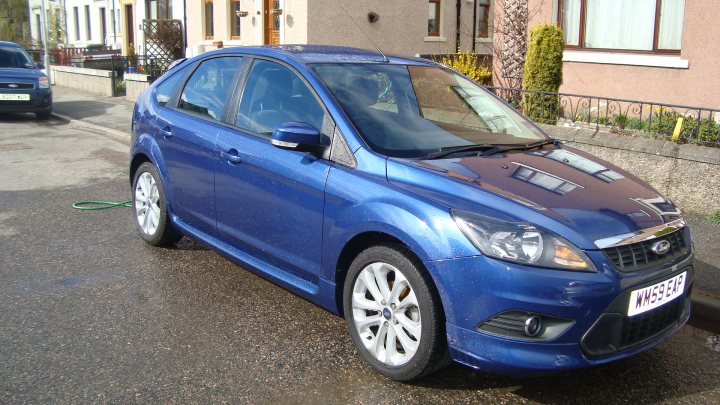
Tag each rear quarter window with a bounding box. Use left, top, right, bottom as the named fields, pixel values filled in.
left=154, top=70, right=185, bottom=107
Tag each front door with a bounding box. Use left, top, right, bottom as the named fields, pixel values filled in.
left=124, top=4, right=134, bottom=48
left=263, top=0, right=281, bottom=45
left=215, top=58, right=331, bottom=281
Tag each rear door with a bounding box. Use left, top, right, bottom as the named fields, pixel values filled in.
left=215, top=58, right=332, bottom=282
left=154, top=56, right=245, bottom=235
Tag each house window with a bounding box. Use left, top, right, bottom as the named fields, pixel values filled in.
left=73, top=7, right=80, bottom=41
left=147, top=0, right=172, bottom=20
left=428, top=0, right=441, bottom=36
left=85, top=5, right=92, bottom=41
left=477, top=0, right=490, bottom=39
left=231, top=0, right=241, bottom=39
left=100, top=7, right=107, bottom=44
left=560, top=0, right=685, bottom=53
left=204, top=0, right=214, bottom=39
left=111, top=8, right=116, bottom=34
left=35, top=14, right=42, bottom=39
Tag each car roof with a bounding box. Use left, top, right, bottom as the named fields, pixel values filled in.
left=0, top=41, right=22, bottom=48
left=203, top=44, right=436, bottom=67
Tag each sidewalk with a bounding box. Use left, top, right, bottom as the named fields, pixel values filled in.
left=52, top=86, right=135, bottom=135
left=49, top=85, right=720, bottom=334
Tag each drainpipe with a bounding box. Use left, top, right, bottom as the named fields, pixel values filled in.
left=455, top=0, right=461, bottom=53
left=62, top=0, right=68, bottom=45
left=471, top=0, right=477, bottom=53
left=182, top=0, right=188, bottom=51
left=112, top=0, right=116, bottom=45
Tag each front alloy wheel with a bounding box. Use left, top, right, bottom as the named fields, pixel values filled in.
left=344, top=245, right=449, bottom=381
left=351, top=262, right=422, bottom=366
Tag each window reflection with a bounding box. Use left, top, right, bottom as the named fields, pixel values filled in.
left=532, top=149, right=625, bottom=183
left=631, top=196, right=681, bottom=216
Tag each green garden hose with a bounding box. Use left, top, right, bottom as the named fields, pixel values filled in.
left=72, top=200, right=132, bottom=210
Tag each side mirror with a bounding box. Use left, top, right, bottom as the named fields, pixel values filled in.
left=271, top=122, right=322, bottom=151
left=36, top=63, right=45, bottom=70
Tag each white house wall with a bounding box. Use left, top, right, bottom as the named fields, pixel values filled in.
left=60, top=0, right=123, bottom=49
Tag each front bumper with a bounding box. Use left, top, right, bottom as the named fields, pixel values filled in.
left=426, top=251, right=693, bottom=376
left=0, top=88, right=52, bottom=114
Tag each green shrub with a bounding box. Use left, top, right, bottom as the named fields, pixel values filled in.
left=612, top=114, right=628, bottom=129
left=522, top=24, right=564, bottom=124
left=439, top=51, right=492, bottom=85
left=625, top=117, right=646, bottom=131
left=645, top=109, right=720, bottom=144
left=709, top=210, right=720, bottom=224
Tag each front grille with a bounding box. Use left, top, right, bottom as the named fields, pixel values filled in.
left=619, top=297, right=683, bottom=348
left=0, top=82, right=34, bottom=89
left=603, top=228, right=689, bottom=272
left=581, top=281, right=690, bottom=358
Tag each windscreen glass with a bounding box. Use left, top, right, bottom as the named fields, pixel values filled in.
left=0, top=47, right=35, bottom=68
left=313, top=64, right=547, bottom=158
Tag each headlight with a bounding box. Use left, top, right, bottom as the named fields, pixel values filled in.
left=452, top=210, right=596, bottom=272
left=38, top=77, right=49, bottom=89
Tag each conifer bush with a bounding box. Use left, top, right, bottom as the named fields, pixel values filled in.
left=522, top=24, right=564, bottom=124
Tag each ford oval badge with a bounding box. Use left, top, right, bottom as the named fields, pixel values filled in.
left=651, top=240, right=671, bottom=255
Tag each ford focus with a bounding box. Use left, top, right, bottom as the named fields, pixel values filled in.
left=129, top=45, right=693, bottom=381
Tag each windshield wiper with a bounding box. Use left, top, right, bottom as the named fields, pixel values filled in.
left=497, top=139, right=557, bottom=152
left=422, top=144, right=499, bottom=160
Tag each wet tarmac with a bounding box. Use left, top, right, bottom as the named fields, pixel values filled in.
left=1, top=115, right=720, bottom=403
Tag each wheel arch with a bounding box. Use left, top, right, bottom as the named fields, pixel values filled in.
left=129, top=153, right=152, bottom=186
left=333, top=231, right=443, bottom=319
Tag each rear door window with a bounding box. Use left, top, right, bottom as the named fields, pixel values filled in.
left=178, top=56, right=243, bottom=121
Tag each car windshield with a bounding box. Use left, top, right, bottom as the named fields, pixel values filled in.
left=313, top=63, right=548, bottom=158
left=0, top=47, right=36, bottom=69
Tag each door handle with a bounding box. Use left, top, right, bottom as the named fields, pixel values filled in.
left=220, top=150, right=243, bottom=164
left=160, top=128, right=173, bottom=139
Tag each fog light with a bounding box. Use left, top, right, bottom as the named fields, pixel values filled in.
left=524, top=315, right=543, bottom=337
left=478, top=311, right=573, bottom=341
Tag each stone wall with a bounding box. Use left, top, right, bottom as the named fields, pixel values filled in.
left=541, top=124, right=720, bottom=216
left=50, top=66, right=114, bottom=97
left=124, top=73, right=152, bottom=102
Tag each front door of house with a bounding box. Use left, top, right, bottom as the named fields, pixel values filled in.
left=263, top=0, right=280, bottom=45
left=125, top=4, right=134, bottom=48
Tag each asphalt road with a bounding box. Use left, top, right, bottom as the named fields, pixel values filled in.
left=1, top=113, right=720, bottom=404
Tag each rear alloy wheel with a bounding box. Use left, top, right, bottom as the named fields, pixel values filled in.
left=132, top=162, right=182, bottom=246
left=344, top=245, right=448, bottom=381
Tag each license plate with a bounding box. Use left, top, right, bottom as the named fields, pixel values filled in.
left=0, top=94, right=30, bottom=101
left=628, top=271, right=686, bottom=317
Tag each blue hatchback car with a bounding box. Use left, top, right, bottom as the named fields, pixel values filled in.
left=0, top=41, right=52, bottom=120
left=129, top=45, right=693, bottom=381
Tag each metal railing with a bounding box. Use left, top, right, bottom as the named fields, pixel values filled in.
left=486, top=86, right=720, bottom=147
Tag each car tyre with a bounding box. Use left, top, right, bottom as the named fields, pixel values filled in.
left=132, top=162, right=182, bottom=246
left=343, top=244, right=449, bottom=381
left=36, top=109, right=51, bottom=120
